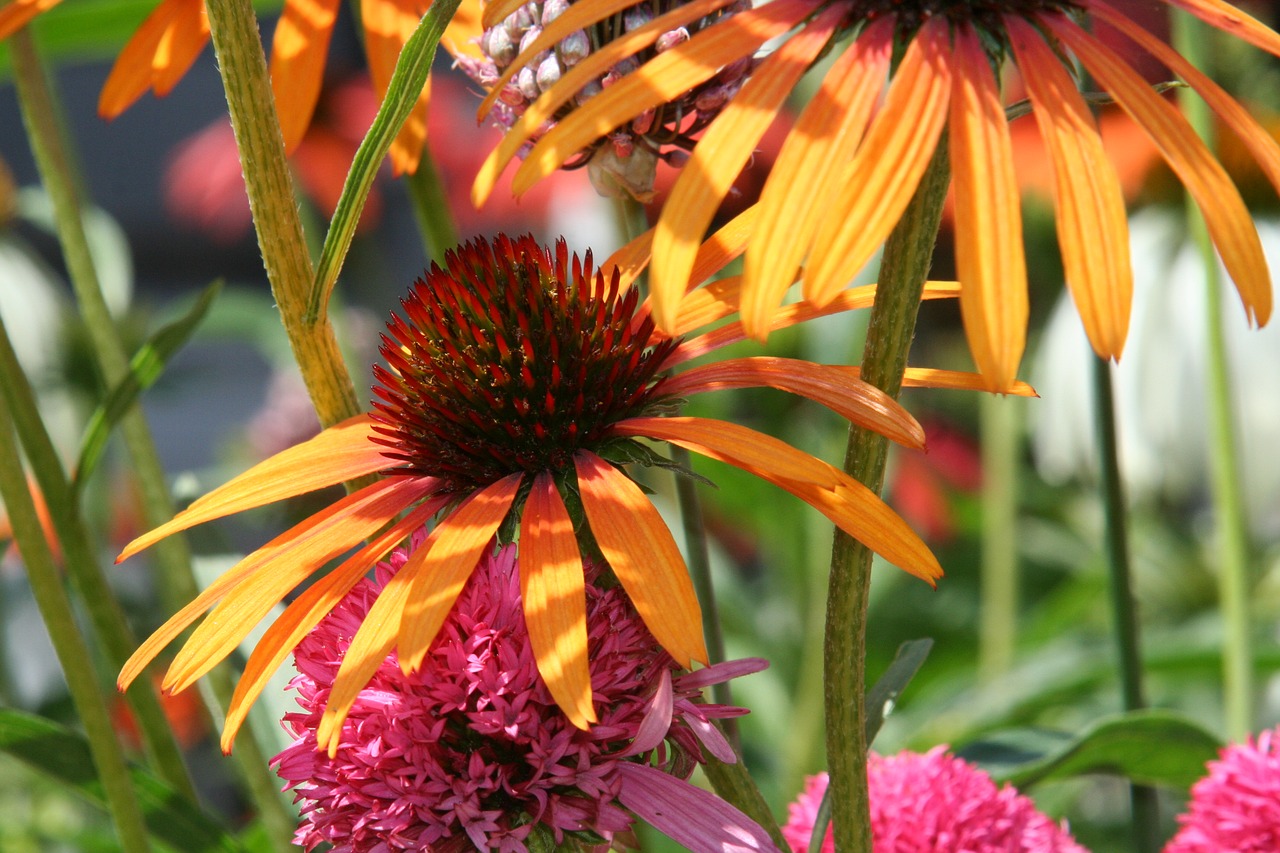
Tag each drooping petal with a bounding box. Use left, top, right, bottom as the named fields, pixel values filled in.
left=117, top=414, right=385, bottom=562
left=397, top=473, right=524, bottom=672
left=616, top=762, right=783, bottom=853
left=573, top=451, right=707, bottom=668
left=803, top=17, right=952, bottom=306
left=622, top=668, right=674, bottom=757
left=1048, top=15, right=1272, bottom=326
left=362, top=0, right=429, bottom=174
left=617, top=417, right=942, bottom=584
left=116, top=476, right=420, bottom=693
left=519, top=472, right=594, bottom=730
left=1007, top=15, right=1132, bottom=362
left=741, top=16, right=894, bottom=341
left=162, top=476, right=438, bottom=694
left=949, top=23, right=1028, bottom=392
left=665, top=281, right=962, bottom=367
left=269, top=0, right=342, bottom=154
left=473, top=0, right=744, bottom=206
left=1162, top=0, right=1280, bottom=58
left=98, top=0, right=209, bottom=118
left=505, top=0, right=815, bottom=199
left=895, top=366, right=1038, bottom=397
left=481, top=0, right=526, bottom=28
left=676, top=657, right=768, bottom=689
left=0, top=0, right=62, bottom=40
left=663, top=356, right=926, bottom=449
left=220, top=498, right=445, bottom=752
left=648, top=4, right=846, bottom=333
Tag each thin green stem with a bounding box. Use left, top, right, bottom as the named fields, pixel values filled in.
left=405, top=146, right=460, bottom=263
left=0, top=405, right=151, bottom=853
left=1090, top=356, right=1160, bottom=853
left=205, top=0, right=361, bottom=430
left=1172, top=11, right=1254, bottom=741
left=825, top=144, right=950, bottom=852
left=978, top=393, right=1019, bottom=682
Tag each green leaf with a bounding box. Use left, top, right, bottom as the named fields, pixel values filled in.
left=72, top=279, right=222, bottom=494
left=0, top=708, right=247, bottom=853
left=865, top=637, right=933, bottom=745
left=306, top=0, right=463, bottom=322
left=964, top=710, right=1223, bottom=791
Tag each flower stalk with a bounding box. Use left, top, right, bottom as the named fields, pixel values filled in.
left=824, top=143, right=950, bottom=851
left=978, top=393, right=1020, bottom=682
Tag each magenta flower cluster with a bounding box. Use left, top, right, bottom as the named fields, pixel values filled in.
left=1165, top=725, right=1280, bottom=853
left=273, top=540, right=771, bottom=852
left=782, top=747, right=1087, bottom=853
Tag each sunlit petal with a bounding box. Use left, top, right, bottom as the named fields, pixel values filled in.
left=519, top=472, right=594, bottom=730
left=1163, top=0, right=1280, bottom=58
left=0, top=0, right=62, bottom=39
left=99, top=0, right=208, bottom=118
left=362, top=0, right=429, bottom=174
left=269, top=0, right=342, bottom=154
left=150, top=0, right=210, bottom=96
left=573, top=451, right=707, bottom=668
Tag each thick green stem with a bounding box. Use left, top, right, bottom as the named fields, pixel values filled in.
left=1172, top=11, right=1254, bottom=741
left=405, top=147, right=460, bottom=264
left=1090, top=356, right=1160, bottom=853
left=204, top=0, right=361, bottom=429
left=978, top=393, right=1019, bottom=682
left=0, top=408, right=151, bottom=853
left=824, top=145, right=950, bottom=852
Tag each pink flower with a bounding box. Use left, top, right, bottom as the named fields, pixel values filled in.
left=1165, top=726, right=1280, bottom=853
left=783, top=748, right=1087, bottom=853
left=273, top=538, right=777, bottom=853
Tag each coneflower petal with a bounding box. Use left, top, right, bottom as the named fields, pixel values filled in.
left=99, top=0, right=208, bottom=118
left=116, top=413, right=385, bottom=562
left=268, top=0, right=341, bottom=154
left=117, top=476, right=414, bottom=694
left=741, top=16, right=894, bottom=341
left=950, top=23, right=1028, bottom=392
left=574, top=451, right=707, bottom=669
left=519, top=472, right=594, bottom=730
left=618, top=417, right=943, bottom=584
left=803, top=17, right=952, bottom=307
left=894, top=367, right=1038, bottom=397
left=397, top=473, right=524, bottom=672
left=649, top=3, right=846, bottom=333
left=0, top=0, right=61, bottom=39
left=1051, top=16, right=1273, bottom=326
left=1008, top=16, right=1132, bottom=363
left=1163, top=0, right=1280, bottom=58
left=662, top=356, right=927, bottom=449
left=162, top=476, right=438, bottom=694
left=150, top=0, right=209, bottom=97
left=507, top=0, right=813, bottom=198
left=363, top=0, right=429, bottom=175
left=220, top=498, right=445, bottom=753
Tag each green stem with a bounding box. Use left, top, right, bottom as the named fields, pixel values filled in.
left=978, top=393, right=1019, bottom=682
left=9, top=28, right=196, bottom=801
left=405, top=146, right=460, bottom=263
left=205, top=0, right=361, bottom=429
left=1171, top=11, right=1254, bottom=741
left=824, top=144, right=950, bottom=852
left=0, top=408, right=151, bottom=853
left=1090, top=356, right=1160, bottom=853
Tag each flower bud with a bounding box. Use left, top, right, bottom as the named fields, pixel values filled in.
left=557, top=29, right=591, bottom=66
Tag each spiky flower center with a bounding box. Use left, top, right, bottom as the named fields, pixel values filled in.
left=847, top=0, right=1081, bottom=34
left=371, top=234, right=678, bottom=494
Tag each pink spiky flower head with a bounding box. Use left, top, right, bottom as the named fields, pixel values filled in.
left=1165, top=726, right=1280, bottom=853
left=274, top=538, right=776, bottom=853
left=782, top=747, right=1087, bottom=853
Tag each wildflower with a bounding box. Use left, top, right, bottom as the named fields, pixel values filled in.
left=1164, top=726, right=1280, bottom=852
left=784, top=749, right=1087, bottom=853
left=475, top=0, right=1280, bottom=391
left=275, top=540, right=778, bottom=853
left=455, top=0, right=753, bottom=199
left=114, top=232, right=1028, bottom=754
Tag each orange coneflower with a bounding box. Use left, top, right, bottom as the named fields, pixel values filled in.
left=473, top=0, right=1280, bottom=391
left=116, top=233, right=1026, bottom=756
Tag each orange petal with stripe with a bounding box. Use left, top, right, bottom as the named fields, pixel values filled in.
left=397, top=473, right=524, bottom=672
left=1163, top=0, right=1280, bottom=58
left=0, top=0, right=61, bottom=40
left=99, top=0, right=209, bottom=118
left=1007, top=15, right=1132, bottom=362
left=741, top=16, right=894, bottom=341
left=802, top=17, right=952, bottom=307
left=269, top=0, right=342, bottom=154
left=519, top=472, right=594, bottom=730
left=220, top=498, right=444, bottom=752
left=162, top=476, right=436, bottom=694
left=648, top=4, right=845, bottom=332
left=895, top=367, right=1038, bottom=397
left=117, top=476, right=413, bottom=693
left=618, top=417, right=942, bottom=584
left=949, top=23, right=1028, bottom=392
left=662, top=356, right=926, bottom=449
left=117, top=414, right=385, bottom=562
left=362, top=0, right=429, bottom=174
left=506, top=0, right=814, bottom=199
left=1050, top=16, right=1272, bottom=326
left=573, top=451, right=707, bottom=668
